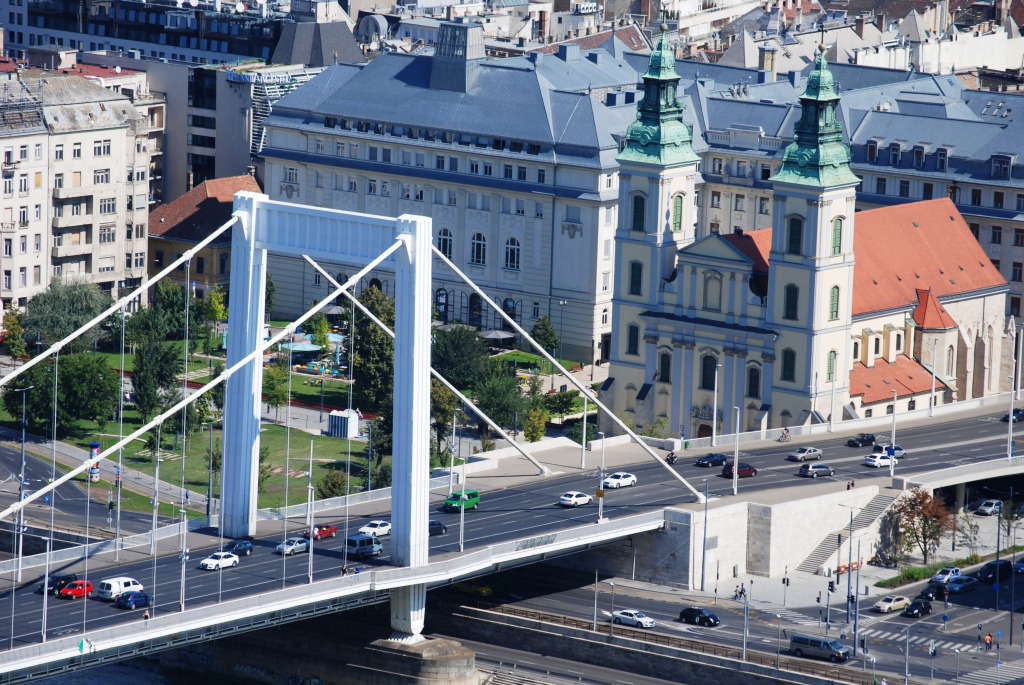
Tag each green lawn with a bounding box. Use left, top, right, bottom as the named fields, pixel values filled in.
left=495, top=350, right=581, bottom=374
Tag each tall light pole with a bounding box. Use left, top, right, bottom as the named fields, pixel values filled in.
left=597, top=432, right=606, bottom=523
left=883, top=381, right=898, bottom=477
left=732, top=406, right=740, bottom=495
left=557, top=299, right=567, bottom=365
left=775, top=614, right=782, bottom=669
left=1008, top=375, right=1016, bottom=459
left=930, top=338, right=937, bottom=417
left=204, top=420, right=217, bottom=519
left=701, top=479, right=709, bottom=591
left=307, top=434, right=315, bottom=585
left=13, top=385, right=32, bottom=583
left=459, top=433, right=467, bottom=553
left=711, top=363, right=722, bottom=446
left=609, top=581, right=616, bottom=637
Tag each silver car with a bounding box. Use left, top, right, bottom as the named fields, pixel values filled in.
left=275, top=537, right=309, bottom=555
left=787, top=447, right=822, bottom=462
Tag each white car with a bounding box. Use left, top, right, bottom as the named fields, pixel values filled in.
left=612, top=609, right=655, bottom=628
left=931, top=566, right=961, bottom=584
left=359, top=520, right=392, bottom=537
left=603, top=472, right=637, bottom=489
left=199, top=551, right=239, bottom=570
left=871, top=444, right=908, bottom=459
left=977, top=499, right=1003, bottom=516
left=559, top=491, right=593, bottom=507
left=863, top=454, right=895, bottom=468
left=275, top=537, right=310, bottom=555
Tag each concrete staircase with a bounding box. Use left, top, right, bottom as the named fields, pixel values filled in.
left=796, top=494, right=896, bottom=574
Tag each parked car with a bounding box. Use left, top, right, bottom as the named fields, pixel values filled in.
left=115, top=591, right=153, bottom=611
left=695, top=453, right=729, bottom=467
left=872, top=596, right=911, bottom=613
left=978, top=560, right=1014, bottom=583
left=221, top=539, right=253, bottom=557
left=931, top=567, right=961, bottom=584
left=428, top=520, right=448, bottom=536
left=679, top=607, right=720, bottom=626
left=199, top=551, right=239, bottom=570
left=454, top=580, right=492, bottom=597
left=846, top=433, right=876, bottom=447
left=58, top=580, right=93, bottom=600
left=902, top=599, right=932, bottom=618
left=870, top=444, right=908, bottom=459
left=799, top=463, right=835, bottom=478
left=275, top=537, right=310, bottom=555
left=602, top=472, right=637, bottom=488
left=977, top=500, right=1003, bottom=516
left=863, top=454, right=896, bottom=468
left=947, top=577, right=979, bottom=594
left=612, top=609, right=655, bottom=628
left=304, top=524, right=338, bottom=540
left=787, top=447, right=822, bottom=462
left=359, top=520, right=392, bottom=537
left=38, top=573, right=77, bottom=595
left=722, top=463, right=757, bottom=478
left=559, top=491, right=593, bottom=507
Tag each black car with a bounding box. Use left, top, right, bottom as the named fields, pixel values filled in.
left=1002, top=408, right=1024, bottom=422
left=221, top=539, right=253, bottom=557
left=695, top=453, right=729, bottom=467
left=115, top=591, right=153, bottom=610
left=37, top=573, right=77, bottom=595
left=918, top=584, right=944, bottom=601
left=902, top=599, right=932, bottom=618
left=679, top=607, right=720, bottom=626
left=978, top=560, right=1014, bottom=583
left=846, top=433, right=876, bottom=447
left=428, top=520, right=448, bottom=536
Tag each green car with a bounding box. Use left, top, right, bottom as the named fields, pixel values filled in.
left=444, top=489, right=480, bottom=512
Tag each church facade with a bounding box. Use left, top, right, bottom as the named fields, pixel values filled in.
left=601, top=34, right=1013, bottom=438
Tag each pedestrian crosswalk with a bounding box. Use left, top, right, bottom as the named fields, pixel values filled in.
left=776, top=608, right=819, bottom=626
left=856, top=627, right=976, bottom=654
left=956, top=658, right=1024, bottom=685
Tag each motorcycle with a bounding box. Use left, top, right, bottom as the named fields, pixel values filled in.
left=666, top=451, right=677, bottom=465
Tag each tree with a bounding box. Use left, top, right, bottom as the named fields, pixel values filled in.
left=3, top=307, right=25, bottom=360
left=257, top=445, right=271, bottom=493
left=353, top=286, right=395, bottom=411
left=473, top=363, right=524, bottom=434
left=316, top=470, right=350, bottom=499
left=204, top=286, right=228, bottom=323
left=429, top=379, right=460, bottom=455
left=307, top=308, right=331, bottom=354
left=125, top=306, right=169, bottom=345
left=372, top=462, right=392, bottom=488
left=889, top=487, right=954, bottom=565
left=955, top=510, right=981, bottom=561
left=22, top=278, right=110, bottom=353
left=432, top=324, right=489, bottom=390
left=163, top=389, right=199, bottom=450
left=262, top=355, right=289, bottom=420
left=153, top=280, right=205, bottom=345
left=530, top=315, right=559, bottom=356
left=132, top=336, right=179, bottom=422
left=58, top=354, right=119, bottom=432
left=210, top=361, right=226, bottom=410
left=524, top=374, right=546, bottom=412
left=264, top=272, right=277, bottom=319
left=368, top=408, right=393, bottom=464
left=208, top=437, right=222, bottom=475
left=566, top=417, right=598, bottom=446
left=523, top=408, right=547, bottom=442
left=545, top=390, right=579, bottom=422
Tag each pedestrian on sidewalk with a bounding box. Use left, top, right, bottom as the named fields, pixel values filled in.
left=986, top=632, right=993, bottom=651
left=740, top=582, right=746, bottom=598
left=846, top=482, right=851, bottom=490
left=342, top=565, right=348, bottom=576
left=143, top=609, right=150, bottom=623
left=734, top=585, right=740, bottom=600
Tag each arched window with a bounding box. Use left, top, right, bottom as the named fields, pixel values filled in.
left=853, top=341, right=860, bottom=361
left=896, top=333, right=902, bottom=351
left=874, top=337, right=881, bottom=355
left=747, top=366, right=761, bottom=398
left=631, top=194, right=646, bottom=232
left=831, top=217, right=843, bottom=255
left=468, top=293, right=482, bottom=328
left=783, top=284, right=799, bottom=320
left=658, top=352, right=671, bottom=383
left=601, top=308, right=608, bottom=325
left=334, top=272, right=348, bottom=305
left=704, top=275, right=722, bottom=311
left=626, top=324, right=640, bottom=355
left=672, top=194, right=684, bottom=232
left=829, top=285, right=840, bottom=320
left=781, top=349, right=797, bottom=382
left=369, top=278, right=383, bottom=292
left=700, top=354, right=718, bottom=390
left=502, top=298, right=517, bottom=331
left=787, top=217, right=803, bottom=255
left=437, top=228, right=453, bottom=260
left=947, top=345, right=955, bottom=375
left=435, top=288, right=448, bottom=323
left=827, top=349, right=837, bottom=382
left=629, top=261, right=643, bottom=296
left=470, top=233, right=486, bottom=265
left=503, top=237, right=520, bottom=271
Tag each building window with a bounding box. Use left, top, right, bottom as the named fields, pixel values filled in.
left=54, top=144, right=63, bottom=161
left=99, top=225, right=116, bottom=244
left=437, top=228, right=453, bottom=260
left=434, top=288, right=449, bottom=323
left=99, top=197, right=117, bottom=214
left=93, top=139, right=111, bottom=156
left=783, top=284, right=799, bottom=320
left=631, top=195, right=645, bottom=232
left=867, top=141, right=877, bottom=162
left=672, top=194, right=683, bottom=231
left=886, top=404, right=894, bottom=415
left=992, top=226, right=1003, bottom=244
left=874, top=337, right=881, bottom=355
left=787, top=217, right=802, bottom=255
left=913, top=146, right=924, bottom=168
left=538, top=169, right=546, bottom=183
left=831, top=218, right=842, bottom=255
left=712, top=158, right=723, bottom=174
left=313, top=273, right=321, bottom=286
left=829, top=286, right=840, bottom=320
left=734, top=194, right=745, bottom=211
left=993, top=156, right=1011, bottom=179
left=469, top=233, right=486, bottom=265
left=889, top=144, right=901, bottom=166
left=899, top=180, right=910, bottom=197
left=865, top=409, right=873, bottom=418
left=72, top=143, right=81, bottom=159
left=700, top=355, right=718, bottom=390
left=826, top=350, right=836, bottom=382
left=876, top=178, right=887, bottom=195
left=1018, top=195, right=1024, bottom=212
left=937, top=148, right=947, bottom=171
left=284, top=167, right=299, bottom=183
left=710, top=191, right=721, bottom=208
left=703, top=275, right=721, bottom=311
left=602, top=308, right=608, bottom=325
left=517, top=166, right=527, bottom=181
left=995, top=192, right=1005, bottom=209
left=1012, top=297, right=1021, bottom=317
left=923, top=183, right=933, bottom=200
left=853, top=341, right=859, bottom=361
left=94, top=169, right=109, bottom=185
left=758, top=197, right=769, bottom=214
left=1013, top=263, right=1022, bottom=282
left=747, top=367, right=761, bottom=398
left=658, top=352, right=671, bottom=383
left=781, top=349, right=796, bottom=382
left=969, top=223, right=980, bottom=239
left=219, top=253, right=228, bottom=274
left=503, top=237, right=520, bottom=270
left=971, top=188, right=982, bottom=206
left=628, top=262, right=643, bottom=296
left=626, top=325, right=639, bottom=355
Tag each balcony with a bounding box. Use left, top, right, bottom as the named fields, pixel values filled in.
left=53, top=185, right=94, bottom=200
left=50, top=242, right=91, bottom=259
left=52, top=213, right=91, bottom=229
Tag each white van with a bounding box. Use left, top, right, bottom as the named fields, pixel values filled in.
left=97, top=576, right=144, bottom=601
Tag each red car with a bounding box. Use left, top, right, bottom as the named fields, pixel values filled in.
left=303, top=524, right=338, bottom=540
left=58, top=580, right=93, bottom=600
left=722, top=463, right=758, bottom=478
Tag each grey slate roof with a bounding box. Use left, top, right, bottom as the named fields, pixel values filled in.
left=39, top=76, right=139, bottom=132
left=270, top=21, right=365, bottom=67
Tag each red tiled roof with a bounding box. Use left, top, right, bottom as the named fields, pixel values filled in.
left=149, top=175, right=262, bottom=244
left=724, top=230, right=772, bottom=273
left=0, top=58, right=17, bottom=74
left=849, top=354, right=946, bottom=403
left=720, top=199, right=1005, bottom=316
left=912, top=288, right=957, bottom=329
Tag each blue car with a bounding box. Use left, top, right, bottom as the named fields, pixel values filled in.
left=115, top=591, right=153, bottom=610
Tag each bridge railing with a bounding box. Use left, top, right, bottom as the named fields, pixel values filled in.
left=261, top=475, right=456, bottom=520
left=0, top=510, right=666, bottom=673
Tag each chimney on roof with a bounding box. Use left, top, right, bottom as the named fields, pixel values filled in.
left=855, top=14, right=867, bottom=38
left=429, top=23, right=485, bottom=93
left=786, top=0, right=792, bottom=9
left=757, top=45, right=777, bottom=83
left=875, top=13, right=886, bottom=32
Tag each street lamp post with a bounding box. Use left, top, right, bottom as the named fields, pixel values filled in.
left=459, top=434, right=468, bottom=554
left=776, top=614, right=782, bottom=669
left=13, top=385, right=32, bottom=583
left=609, top=581, right=616, bottom=637
left=711, top=364, right=722, bottom=446
left=597, top=431, right=606, bottom=523
left=701, top=479, right=709, bottom=591
left=732, top=406, right=740, bottom=495
left=1008, top=375, right=1016, bottom=459
left=204, top=420, right=217, bottom=519
left=930, top=339, right=937, bottom=417
left=883, top=381, right=898, bottom=477
left=557, top=299, right=567, bottom=366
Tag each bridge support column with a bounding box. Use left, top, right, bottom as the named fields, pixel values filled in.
left=955, top=482, right=966, bottom=512
left=390, top=584, right=426, bottom=639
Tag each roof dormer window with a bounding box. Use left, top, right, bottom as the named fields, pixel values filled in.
left=992, top=156, right=1012, bottom=180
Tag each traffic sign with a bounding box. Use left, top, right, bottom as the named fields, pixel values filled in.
left=886, top=446, right=895, bottom=456
left=995, top=583, right=1001, bottom=593
left=943, top=615, right=948, bottom=622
